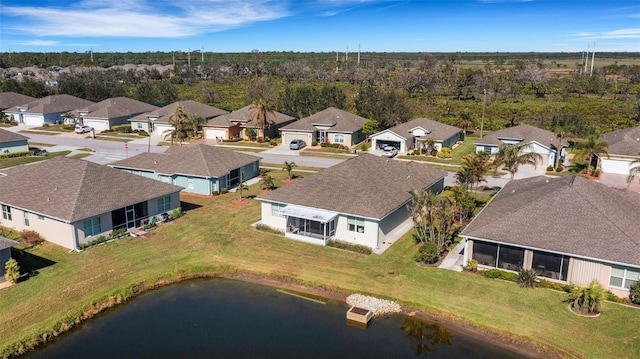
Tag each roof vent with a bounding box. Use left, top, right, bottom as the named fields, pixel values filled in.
left=511, top=189, right=515, bottom=193
left=545, top=179, right=549, bottom=183
left=407, top=175, right=411, bottom=179
left=154, top=160, right=158, bottom=164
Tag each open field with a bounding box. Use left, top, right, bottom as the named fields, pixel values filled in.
left=0, top=169, right=638, bottom=358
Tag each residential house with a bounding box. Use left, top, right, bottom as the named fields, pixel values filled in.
left=474, top=124, right=567, bottom=168
left=279, top=107, right=368, bottom=148
left=598, top=126, right=640, bottom=191
left=0, top=92, right=35, bottom=111
left=0, top=128, right=29, bottom=154
left=203, top=105, right=296, bottom=141
left=0, top=237, right=18, bottom=281
left=4, top=94, right=94, bottom=126
left=460, top=175, right=640, bottom=298
left=72, top=97, right=158, bottom=131
left=110, top=144, right=261, bottom=195
left=257, top=154, right=446, bottom=252
left=369, top=118, right=462, bottom=154
left=0, top=157, right=182, bottom=250
left=129, top=100, right=228, bottom=137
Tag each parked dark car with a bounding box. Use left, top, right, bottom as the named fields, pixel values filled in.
left=289, top=139, right=307, bottom=150
left=31, top=148, right=48, bottom=156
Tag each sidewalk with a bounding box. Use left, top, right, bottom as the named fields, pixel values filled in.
left=438, top=241, right=465, bottom=272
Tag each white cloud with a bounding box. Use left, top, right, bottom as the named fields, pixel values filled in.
left=1, top=0, right=289, bottom=38
left=573, top=28, right=640, bottom=40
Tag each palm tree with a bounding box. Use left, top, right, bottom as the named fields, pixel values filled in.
left=237, top=181, right=249, bottom=199
left=567, top=280, right=604, bottom=315
left=420, top=138, right=437, bottom=155
left=460, top=152, right=490, bottom=189
left=260, top=175, right=275, bottom=190
left=627, top=157, right=640, bottom=186
left=249, top=98, right=276, bottom=142
left=282, top=161, right=297, bottom=180
left=164, top=105, right=193, bottom=145
left=493, top=143, right=543, bottom=179
left=576, top=135, right=609, bottom=172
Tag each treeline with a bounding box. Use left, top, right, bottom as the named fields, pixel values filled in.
left=1, top=52, right=639, bottom=140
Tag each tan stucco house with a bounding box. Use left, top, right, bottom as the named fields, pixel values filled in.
left=369, top=118, right=462, bottom=154
left=279, top=107, right=368, bottom=148
left=0, top=157, right=182, bottom=250
left=257, top=154, right=446, bottom=253
left=202, top=105, right=296, bottom=141
left=460, top=175, right=640, bottom=298
left=72, top=97, right=158, bottom=131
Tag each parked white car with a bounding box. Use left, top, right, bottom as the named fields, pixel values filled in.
left=381, top=146, right=399, bottom=158
left=75, top=125, right=92, bottom=134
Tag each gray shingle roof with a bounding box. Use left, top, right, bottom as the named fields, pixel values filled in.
left=74, top=97, right=158, bottom=120
left=205, top=105, right=296, bottom=128
left=110, top=144, right=260, bottom=178
left=130, top=100, right=228, bottom=124
left=0, top=157, right=182, bottom=223
left=0, top=128, right=29, bottom=144
left=4, top=94, right=94, bottom=115
left=461, top=175, right=640, bottom=266
left=375, top=118, right=462, bottom=143
left=0, top=236, right=18, bottom=251
left=476, top=124, right=565, bottom=148
left=258, top=154, right=446, bottom=219
left=280, top=107, right=367, bottom=133
left=0, top=92, right=36, bottom=110
left=601, top=126, right=640, bottom=157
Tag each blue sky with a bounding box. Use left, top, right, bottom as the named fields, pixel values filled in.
left=0, top=0, right=638, bottom=53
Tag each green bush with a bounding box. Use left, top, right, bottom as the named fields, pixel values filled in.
left=555, top=166, right=563, bottom=172
left=415, top=242, right=438, bottom=264
left=538, top=279, right=571, bottom=292
left=437, top=147, right=452, bottom=159
left=481, top=269, right=518, bottom=282
left=269, top=139, right=278, bottom=146
left=223, top=138, right=242, bottom=143
left=546, top=165, right=555, bottom=171
left=326, top=240, right=372, bottom=255
left=0, top=151, right=31, bottom=159
left=19, top=230, right=44, bottom=247
left=62, top=124, right=75, bottom=131
left=517, top=268, right=538, bottom=288
left=463, top=259, right=478, bottom=272
left=170, top=207, right=184, bottom=220
left=220, top=188, right=229, bottom=194
left=134, top=130, right=150, bottom=136
left=4, top=258, right=20, bottom=283
left=109, top=228, right=127, bottom=239
left=112, top=124, right=132, bottom=133
left=630, top=281, right=640, bottom=305
left=79, top=235, right=108, bottom=249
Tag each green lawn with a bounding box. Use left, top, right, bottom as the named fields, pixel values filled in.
left=31, top=124, right=73, bottom=132
left=0, top=151, right=71, bottom=169
left=0, top=169, right=638, bottom=358
left=218, top=141, right=273, bottom=148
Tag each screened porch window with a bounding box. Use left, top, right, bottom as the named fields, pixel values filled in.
left=532, top=251, right=569, bottom=281
left=472, top=241, right=524, bottom=271
left=609, top=266, right=640, bottom=289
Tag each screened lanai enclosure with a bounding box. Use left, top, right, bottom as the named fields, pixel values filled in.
left=279, top=205, right=337, bottom=245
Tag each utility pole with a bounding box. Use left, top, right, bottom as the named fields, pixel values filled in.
left=201, top=46, right=204, bottom=63
left=590, top=42, right=596, bottom=76
left=357, top=44, right=360, bottom=72
left=480, top=89, right=487, bottom=138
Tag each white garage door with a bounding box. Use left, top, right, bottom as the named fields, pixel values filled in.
left=205, top=128, right=227, bottom=140
left=155, top=124, right=175, bottom=137
left=601, top=158, right=634, bottom=175
left=84, top=120, right=108, bottom=132
left=24, top=115, right=43, bottom=126
left=283, top=132, right=311, bottom=145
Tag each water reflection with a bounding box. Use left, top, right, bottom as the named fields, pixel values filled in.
left=401, top=317, right=452, bottom=356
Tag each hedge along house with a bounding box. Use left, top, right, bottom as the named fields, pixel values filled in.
left=3, top=94, right=94, bottom=126
left=129, top=100, right=229, bottom=137
left=109, top=144, right=261, bottom=195
left=202, top=105, right=297, bottom=141
left=71, top=97, right=158, bottom=132
left=279, top=107, right=368, bottom=148
left=257, top=154, right=446, bottom=253
left=460, top=175, right=640, bottom=298
left=0, top=157, right=182, bottom=250
left=0, top=128, right=29, bottom=154
left=369, top=118, right=462, bottom=154
left=474, top=124, right=568, bottom=169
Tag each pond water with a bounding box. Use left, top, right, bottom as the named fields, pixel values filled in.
left=28, top=279, right=526, bottom=358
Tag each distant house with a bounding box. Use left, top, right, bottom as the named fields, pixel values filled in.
left=129, top=100, right=228, bottom=137
left=3, top=94, right=94, bottom=126
left=279, top=107, right=368, bottom=148
left=110, top=144, right=261, bottom=195
left=0, top=237, right=18, bottom=282
left=0, top=128, right=29, bottom=154
left=202, top=105, right=296, bottom=141
left=73, top=97, right=158, bottom=131
left=369, top=118, right=462, bottom=154
left=474, top=124, right=567, bottom=168
left=460, top=175, right=640, bottom=298
left=0, top=157, right=182, bottom=250
left=257, top=154, right=446, bottom=252
left=599, top=126, right=640, bottom=175
left=0, top=92, right=35, bottom=111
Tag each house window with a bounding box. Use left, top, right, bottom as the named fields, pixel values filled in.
left=83, top=217, right=102, bottom=237
left=609, top=266, right=640, bottom=289
left=482, top=146, right=492, bottom=153
left=532, top=251, right=569, bottom=281
left=334, top=134, right=344, bottom=144
left=187, top=178, right=194, bottom=189
left=347, top=216, right=365, bottom=233
left=157, top=196, right=171, bottom=213
left=271, top=203, right=286, bottom=218
left=137, top=123, right=143, bottom=129
left=2, top=205, right=11, bottom=221
left=24, top=212, right=30, bottom=226
left=38, top=215, right=45, bottom=220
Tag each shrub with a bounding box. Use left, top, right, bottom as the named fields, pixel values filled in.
left=170, top=207, right=184, bottom=220
left=555, top=166, right=563, bottom=172
left=109, top=228, right=127, bottom=239
left=135, top=130, right=150, bottom=137
left=0, top=151, right=31, bottom=159
left=19, top=230, right=44, bottom=247
left=538, top=279, right=571, bottom=292
left=311, top=140, right=318, bottom=146
left=62, top=124, right=75, bottom=131
left=269, top=139, right=278, bottom=146
left=630, top=281, right=640, bottom=305
left=566, top=280, right=604, bottom=315
left=80, top=235, right=108, bottom=249
left=4, top=258, right=20, bottom=283
left=327, top=240, right=372, bottom=255
left=412, top=149, right=420, bottom=155
left=112, top=124, right=132, bottom=133
left=481, top=269, right=518, bottom=282
left=437, top=147, right=452, bottom=159
left=463, top=259, right=478, bottom=272
left=546, top=165, right=555, bottom=172
left=415, top=242, right=438, bottom=264
left=223, top=138, right=242, bottom=142
left=220, top=188, right=229, bottom=194
left=516, top=268, right=538, bottom=288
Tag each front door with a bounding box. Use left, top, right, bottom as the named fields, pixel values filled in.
left=125, top=205, right=136, bottom=230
